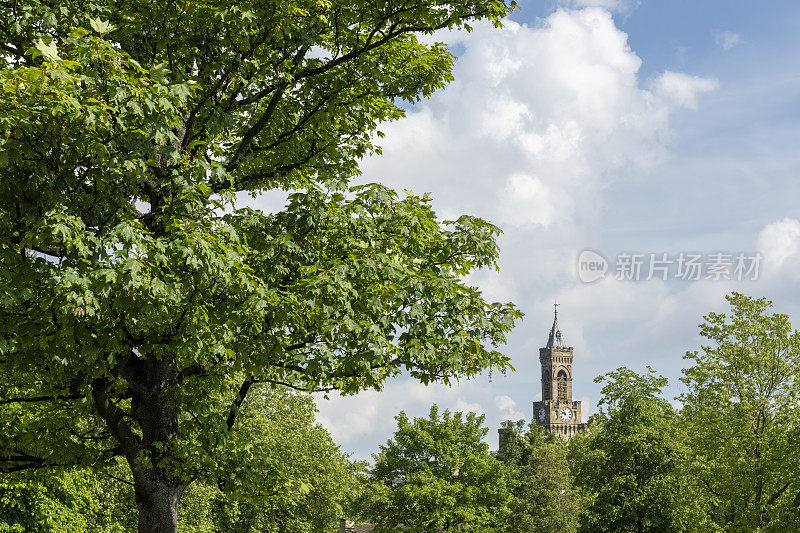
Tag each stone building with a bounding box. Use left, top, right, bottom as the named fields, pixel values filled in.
left=532, top=303, right=585, bottom=439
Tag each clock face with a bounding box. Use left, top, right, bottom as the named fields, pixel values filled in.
left=559, top=407, right=573, bottom=421
left=538, top=407, right=546, bottom=422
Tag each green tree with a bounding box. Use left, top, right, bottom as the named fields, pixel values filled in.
left=0, top=2, right=520, bottom=531
left=365, top=405, right=516, bottom=532
left=178, top=387, right=364, bottom=533
left=571, top=367, right=683, bottom=533
left=680, top=293, right=800, bottom=531
left=499, top=420, right=579, bottom=533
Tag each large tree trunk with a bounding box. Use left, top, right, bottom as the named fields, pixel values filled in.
left=129, top=354, right=186, bottom=533
left=134, top=468, right=187, bottom=533
left=94, top=351, right=189, bottom=533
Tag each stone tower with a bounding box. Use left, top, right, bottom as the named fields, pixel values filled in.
left=532, top=304, right=585, bottom=439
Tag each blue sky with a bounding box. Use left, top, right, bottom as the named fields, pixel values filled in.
left=279, top=0, right=800, bottom=460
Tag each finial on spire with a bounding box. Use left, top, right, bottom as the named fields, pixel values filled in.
left=547, top=301, right=564, bottom=348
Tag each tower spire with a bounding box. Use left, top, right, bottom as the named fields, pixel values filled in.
left=546, top=301, right=564, bottom=348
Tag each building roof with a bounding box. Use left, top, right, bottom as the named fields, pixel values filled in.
left=546, top=302, right=564, bottom=348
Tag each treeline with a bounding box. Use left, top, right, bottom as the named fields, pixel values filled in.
left=2, top=293, right=799, bottom=532
left=356, top=293, right=800, bottom=532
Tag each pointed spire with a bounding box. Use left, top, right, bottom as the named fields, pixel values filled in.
left=546, top=301, right=564, bottom=348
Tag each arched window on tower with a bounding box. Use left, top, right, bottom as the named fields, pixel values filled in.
left=557, top=370, right=568, bottom=403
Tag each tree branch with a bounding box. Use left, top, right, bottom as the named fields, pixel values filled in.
left=225, top=84, right=288, bottom=173
left=226, top=378, right=255, bottom=431
left=0, top=393, right=84, bottom=406
left=91, top=378, right=141, bottom=464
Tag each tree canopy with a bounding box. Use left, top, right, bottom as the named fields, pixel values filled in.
left=571, top=367, right=684, bottom=533
left=498, top=420, right=580, bottom=533
left=365, top=405, right=516, bottom=532
left=0, top=1, right=521, bottom=531
left=177, top=387, right=364, bottom=533
left=680, top=293, right=800, bottom=532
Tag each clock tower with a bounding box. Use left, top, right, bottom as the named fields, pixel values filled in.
left=532, top=304, right=585, bottom=439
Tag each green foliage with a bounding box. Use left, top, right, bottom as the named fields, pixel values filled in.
left=499, top=420, right=579, bottom=533
left=179, top=387, right=364, bottom=533
left=0, top=1, right=521, bottom=529
left=680, top=293, right=800, bottom=532
left=0, top=469, right=96, bottom=533
left=0, top=460, right=139, bottom=533
left=85, top=462, right=137, bottom=533
left=571, top=367, right=684, bottom=533
left=365, top=405, right=516, bottom=532
left=227, top=185, right=521, bottom=394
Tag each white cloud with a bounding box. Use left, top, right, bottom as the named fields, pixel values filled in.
left=556, top=275, right=727, bottom=362
left=494, top=395, right=516, bottom=412
left=315, top=381, right=438, bottom=446
left=465, top=268, right=518, bottom=304
left=500, top=173, right=554, bottom=227
left=494, top=395, right=526, bottom=421
left=580, top=396, right=594, bottom=418
left=481, top=98, right=529, bottom=140
left=757, top=218, right=800, bottom=267
left=315, top=389, right=384, bottom=447
left=752, top=218, right=800, bottom=291
left=713, top=29, right=741, bottom=51
left=362, top=8, right=717, bottom=236
left=652, top=71, right=719, bottom=111
left=456, top=400, right=485, bottom=415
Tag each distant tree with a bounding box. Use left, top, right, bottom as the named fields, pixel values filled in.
left=496, top=419, right=534, bottom=466
left=499, top=420, right=579, bottom=533
left=178, top=388, right=364, bottom=533
left=365, top=405, right=516, bottom=532
left=571, top=367, right=684, bottom=533
left=0, top=468, right=98, bottom=532
left=680, top=293, right=800, bottom=531
left=0, top=2, right=521, bottom=531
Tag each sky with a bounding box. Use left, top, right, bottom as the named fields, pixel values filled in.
left=255, top=0, right=800, bottom=460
